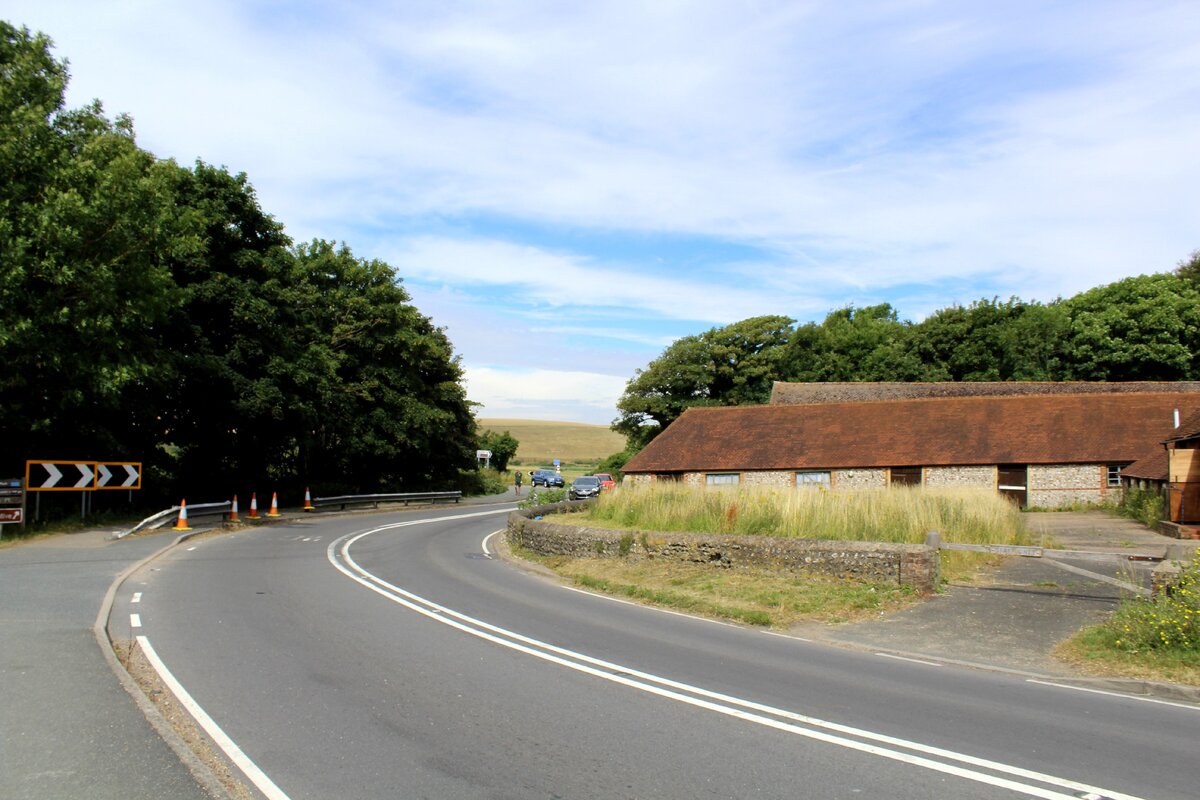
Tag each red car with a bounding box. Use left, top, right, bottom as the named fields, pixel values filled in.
left=593, top=473, right=616, bottom=491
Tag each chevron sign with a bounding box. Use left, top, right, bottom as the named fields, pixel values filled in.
left=25, top=460, right=143, bottom=492
left=26, top=461, right=97, bottom=491
left=96, top=462, right=142, bottom=490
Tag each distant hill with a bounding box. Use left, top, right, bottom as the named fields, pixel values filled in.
left=478, top=419, right=625, bottom=468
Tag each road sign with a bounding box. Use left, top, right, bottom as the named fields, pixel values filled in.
left=96, top=462, right=141, bottom=490
left=26, top=461, right=97, bottom=491
left=0, top=508, right=23, bottom=523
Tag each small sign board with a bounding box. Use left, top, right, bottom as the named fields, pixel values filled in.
left=476, top=450, right=492, bottom=459
left=0, top=508, right=23, bottom=523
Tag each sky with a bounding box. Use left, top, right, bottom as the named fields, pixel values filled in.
left=9, top=1, right=1200, bottom=425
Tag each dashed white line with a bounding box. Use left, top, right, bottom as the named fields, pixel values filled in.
left=130, top=613, right=142, bottom=628
left=131, top=592, right=142, bottom=603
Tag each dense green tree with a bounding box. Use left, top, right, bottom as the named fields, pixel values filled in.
left=906, top=298, right=1069, bottom=381
left=477, top=429, right=519, bottom=472
left=614, top=315, right=794, bottom=447
left=1059, top=273, right=1200, bottom=381
left=782, top=303, right=921, bottom=382
left=0, top=22, right=196, bottom=470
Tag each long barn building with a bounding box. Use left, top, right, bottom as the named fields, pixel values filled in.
left=621, top=389, right=1200, bottom=509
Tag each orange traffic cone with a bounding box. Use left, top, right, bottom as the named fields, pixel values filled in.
left=267, top=491, right=281, bottom=517
left=303, top=487, right=314, bottom=512
left=173, top=499, right=192, bottom=531
left=248, top=492, right=259, bottom=518
left=229, top=494, right=240, bottom=522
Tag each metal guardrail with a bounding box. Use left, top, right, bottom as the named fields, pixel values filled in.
left=116, top=501, right=233, bottom=539
left=310, top=491, right=462, bottom=511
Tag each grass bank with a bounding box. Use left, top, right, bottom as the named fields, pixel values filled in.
left=580, top=484, right=1029, bottom=581
left=515, top=485, right=1030, bottom=627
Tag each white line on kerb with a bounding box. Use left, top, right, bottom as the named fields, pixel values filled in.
left=135, top=635, right=291, bottom=800
left=129, top=614, right=142, bottom=628
left=329, top=517, right=1146, bottom=800
left=1026, top=679, right=1200, bottom=711
left=874, top=652, right=942, bottom=667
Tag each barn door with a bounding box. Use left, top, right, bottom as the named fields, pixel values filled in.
left=998, top=464, right=1028, bottom=508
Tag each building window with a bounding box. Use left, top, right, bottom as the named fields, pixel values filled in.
left=796, top=471, right=831, bottom=489
left=1107, top=465, right=1123, bottom=487
left=705, top=473, right=739, bottom=486
left=890, top=466, right=922, bottom=486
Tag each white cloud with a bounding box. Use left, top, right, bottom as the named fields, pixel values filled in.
left=463, top=366, right=628, bottom=425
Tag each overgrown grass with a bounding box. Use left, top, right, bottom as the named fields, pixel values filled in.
left=519, top=549, right=921, bottom=628
left=580, top=484, right=1029, bottom=581
left=1057, top=552, right=1200, bottom=685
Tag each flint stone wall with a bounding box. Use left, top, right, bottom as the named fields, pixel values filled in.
left=507, top=502, right=938, bottom=593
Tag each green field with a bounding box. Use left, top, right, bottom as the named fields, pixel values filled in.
left=478, top=418, right=625, bottom=470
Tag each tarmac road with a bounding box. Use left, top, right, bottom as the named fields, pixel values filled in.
left=2, top=502, right=1197, bottom=799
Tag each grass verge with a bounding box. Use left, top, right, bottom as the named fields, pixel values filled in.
left=515, top=547, right=922, bottom=629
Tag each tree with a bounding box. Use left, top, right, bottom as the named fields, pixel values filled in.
left=0, top=23, right=196, bottom=473
left=477, top=429, right=519, bottom=472
left=782, top=303, right=920, bottom=382
left=1059, top=273, right=1200, bottom=381
left=614, top=315, right=794, bottom=447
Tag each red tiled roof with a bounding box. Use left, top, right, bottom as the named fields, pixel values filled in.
left=1121, top=445, right=1168, bottom=481
left=1165, top=408, right=1200, bottom=444
left=769, top=380, right=1200, bottom=405
left=624, top=393, right=1200, bottom=474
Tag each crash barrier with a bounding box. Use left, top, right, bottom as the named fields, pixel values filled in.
left=508, top=502, right=939, bottom=593
left=117, top=500, right=233, bottom=539
left=310, top=491, right=462, bottom=511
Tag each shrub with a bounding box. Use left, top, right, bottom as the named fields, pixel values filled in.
left=1093, top=554, right=1200, bottom=652
left=518, top=487, right=567, bottom=509
left=1117, top=486, right=1166, bottom=529
left=456, top=468, right=508, bottom=497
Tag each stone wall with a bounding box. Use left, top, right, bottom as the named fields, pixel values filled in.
left=742, top=470, right=795, bottom=488
left=925, top=465, right=995, bottom=488
left=834, top=469, right=888, bottom=489
left=507, top=503, right=939, bottom=593
left=1029, top=464, right=1115, bottom=508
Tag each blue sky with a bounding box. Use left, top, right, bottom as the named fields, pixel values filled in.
left=10, top=1, right=1200, bottom=425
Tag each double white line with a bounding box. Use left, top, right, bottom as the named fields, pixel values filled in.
left=330, top=513, right=1146, bottom=800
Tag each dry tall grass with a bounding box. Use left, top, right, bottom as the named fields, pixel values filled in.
left=586, top=484, right=1029, bottom=547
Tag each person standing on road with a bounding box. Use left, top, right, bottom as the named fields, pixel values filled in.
left=514, top=470, right=523, bottom=496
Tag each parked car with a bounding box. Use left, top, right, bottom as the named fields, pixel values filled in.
left=530, top=469, right=564, bottom=487
left=593, top=473, right=616, bottom=491
left=569, top=475, right=602, bottom=500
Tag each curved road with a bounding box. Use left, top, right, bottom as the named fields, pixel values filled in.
left=109, top=506, right=1199, bottom=799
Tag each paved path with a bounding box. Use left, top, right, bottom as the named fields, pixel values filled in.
left=793, top=512, right=1198, bottom=690
left=0, top=528, right=214, bottom=800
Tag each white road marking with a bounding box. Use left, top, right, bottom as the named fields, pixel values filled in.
left=328, top=518, right=1146, bottom=800
left=874, top=653, right=942, bottom=667
left=186, top=546, right=197, bottom=551
left=136, top=635, right=291, bottom=800
left=130, top=614, right=142, bottom=628
left=481, top=530, right=502, bottom=557
left=1026, top=680, right=1200, bottom=711
left=131, top=592, right=142, bottom=604
left=760, top=630, right=812, bottom=642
